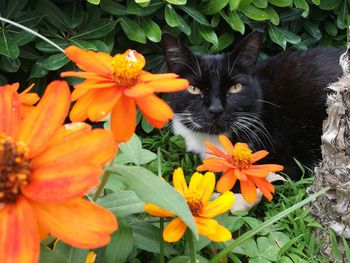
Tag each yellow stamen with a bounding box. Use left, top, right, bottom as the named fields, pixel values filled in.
left=186, top=192, right=203, bottom=216
left=0, top=133, right=30, bottom=203
left=231, top=143, right=253, bottom=169
left=110, top=49, right=145, bottom=87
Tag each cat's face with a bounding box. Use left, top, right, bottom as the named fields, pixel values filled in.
left=163, top=31, right=264, bottom=135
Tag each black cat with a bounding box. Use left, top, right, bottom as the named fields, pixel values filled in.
left=162, top=31, right=344, bottom=179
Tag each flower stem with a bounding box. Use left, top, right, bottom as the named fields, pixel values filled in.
left=92, top=171, right=111, bottom=202
left=159, top=217, right=165, bottom=263
left=187, top=230, right=197, bottom=263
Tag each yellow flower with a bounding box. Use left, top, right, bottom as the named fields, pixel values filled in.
left=144, top=168, right=234, bottom=242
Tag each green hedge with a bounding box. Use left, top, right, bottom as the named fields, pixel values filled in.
left=0, top=0, right=348, bottom=91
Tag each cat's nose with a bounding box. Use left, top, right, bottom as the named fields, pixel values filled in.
left=208, top=99, right=224, bottom=115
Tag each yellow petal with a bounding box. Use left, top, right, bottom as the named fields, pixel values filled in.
left=199, top=172, right=215, bottom=204
left=163, top=217, right=187, bottom=242
left=200, top=191, right=235, bottom=218
left=144, top=203, right=174, bottom=217
left=207, top=224, right=232, bottom=242
left=194, top=217, right=218, bottom=236
left=172, top=168, right=188, bottom=196
left=188, top=172, right=203, bottom=192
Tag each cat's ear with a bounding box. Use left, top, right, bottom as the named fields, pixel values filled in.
left=162, top=33, right=193, bottom=72
left=230, top=30, right=264, bottom=73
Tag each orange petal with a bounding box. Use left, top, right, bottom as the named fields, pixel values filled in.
left=7, top=82, right=20, bottom=91
left=251, top=177, right=274, bottom=201
left=124, top=83, right=154, bottom=97
left=203, top=141, right=227, bottom=159
left=64, top=46, right=113, bottom=75
left=31, top=129, right=117, bottom=168
left=163, top=217, right=187, bottom=242
left=32, top=198, right=118, bottom=249
left=199, top=172, right=215, bottom=203
left=216, top=169, right=237, bottom=192
left=138, top=72, right=178, bottom=82
left=196, top=164, right=208, bottom=172
left=240, top=180, right=257, bottom=203
left=202, top=158, right=234, bottom=172
left=252, top=164, right=284, bottom=172
left=0, top=86, right=20, bottom=136
left=19, top=93, right=39, bottom=106
left=252, top=150, right=269, bottom=163
left=194, top=217, right=218, bottom=236
left=61, top=71, right=110, bottom=81
left=172, top=167, right=188, bottom=196
left=110, top=95, right=137, bottom=142
left=236, top=169, right=248, bottom=181
left=72, top=80, right=116, bottom=101
left=218, top=135, right=234, bottom=155
left=0, top=197, right=40, bottom=263
left=244, top=168, right=270, bottom=178
left=136, top=94, right=173, bottom=123
left=141, top=114, right=168, bottom=129
left=207, top=224, right=232, bottom=242
left=22, top=163, right=102, bottom=202
left=15, top=80, right=70, bottom=158
left=148, top=79, right=189, bottom=93
left=144, top=203, right=174, bottom=217
left=88, top=88, right=120, bottom=121
left=70, top=89, right=98, bottom=122
left=200, top=191, right=235, bottom=218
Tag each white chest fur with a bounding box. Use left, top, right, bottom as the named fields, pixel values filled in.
left=172, top=117, right=227, bottom=159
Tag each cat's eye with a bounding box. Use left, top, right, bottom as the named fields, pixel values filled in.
left=228, top=83, right=243, bottom=94
left=187, top=85, right=201, bottom=95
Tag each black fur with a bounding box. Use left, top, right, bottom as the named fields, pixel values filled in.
left=162, top=31, right=344, bottom=178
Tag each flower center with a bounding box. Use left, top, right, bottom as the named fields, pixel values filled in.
left=231, top=143, right=253, bottom=169
left=0, top=134, right=30, bottom=204
left=111, top=49, right=145, bottom=87
left=186, top=192, right=203, bottom=216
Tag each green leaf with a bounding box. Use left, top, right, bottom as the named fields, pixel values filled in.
left=119, top=134, right=143, bottom=165
left=141, top=116, right=154, bottom=133
left=240, top=5, right=269, bottom=21
left=55, top=241, right=88, bottom=263
left=198, top=24, right=219, bottom=47
left=35, top=39, right=68, bottom=53
left=108, top=164, right=198, bottom=238
left=4, top=0, right=28, bottom=19
left=257, top=236, right=279, bottom=261
left=253, top=0, right=268, bottom=8
left=68, top=39, right=97, bottom=51
left=201, top=0, right=229, bottom=15
left=166, top=0, right=187, bottom=5
left=179, top=6, right=210, bottom=26
left=40, top=53, right=69, bottom=71
left=72, top=19, right=116, bottom=40
left=127, top=0, right=164, bottom=16
left=210, top=33, right=234, bottom=53
left=278, top=27, right=301, bottom=44
left=30, top=63, right=48, bottom=79
left=319, top=0, right=341, bottom=10
left=132, top=221, right=179, bottom=255
left=229, top=0, right=241, bottom=10
left=268, top=0, right=292, bottom=7
left=105, top=220, right=133, bottom=263
left=279, top=8, right=303, bottom=22
left=90, top=40, right=110, bottom=52
left=11, top=30, right=36, bottom=46
left=87, top=0, right=100, bottom=4
left=324, top=22, right=338, bottom=36
left=141, top=18, right=161, bottom=42
left=304, top=21, right=321, bottom=39
left=98, top=188, right=144, bottom=217
left=39, top=245, right=68, bottom=263
left=294, top=0, right=309, bottom=17
left=63, top=1, right=84, bottom=29
left=16, top=11, right=43, bottom=27
left=119, top=17, right=146, bottom=43
left=232, top=238, right=259, bottom=257
left=221, top=11, right=245, bottom=34
left=265, top=6, right=280, bottom=25
left=136, top=0, right=151, bottom=6
left=311, top=0, right=320, bottom=5
left=336, top=0, right=348, bottom=29
left=165, top=4, right=179, bottom=27
left=0, top=32, right=19, bottom=59
left=0, top=56, right=20, bottom=72
left=100, top=0, right=127, bottom=15
left=268, top=24, right=286, bottom=49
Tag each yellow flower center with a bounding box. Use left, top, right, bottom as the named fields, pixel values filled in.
left=186, top=192, right=203, bottom=216
left=231, top=143, right=253, bottom=169
left=111, top=49, right=145, bottom=87
left=0, top=134, right=30, bottom=204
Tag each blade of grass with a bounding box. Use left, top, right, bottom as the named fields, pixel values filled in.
left=328, top=229, right=341, bottom=263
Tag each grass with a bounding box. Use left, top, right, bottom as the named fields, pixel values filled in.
left=139, top=126, right=342, bottom=262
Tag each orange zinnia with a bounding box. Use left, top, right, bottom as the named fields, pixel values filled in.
left=145, top=168, right=234, bottom=242
left=0, top=81, right=118, bottom=263
left=61, top=46, right=189, bottom=142
left=197, top=135, right=284, bottom=203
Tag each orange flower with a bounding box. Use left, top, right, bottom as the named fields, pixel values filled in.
left=61, top=46, right=189, bottom=142
left=0, top=81, right=118, bottom=263
left=145, top=168, right=234, bottom=242
left=4, top=82, right=39, bottom=118
left=197, top=135, right=284, bottom=203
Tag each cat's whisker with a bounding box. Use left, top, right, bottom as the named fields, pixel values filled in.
left=257, top=99, right=282, bottom=109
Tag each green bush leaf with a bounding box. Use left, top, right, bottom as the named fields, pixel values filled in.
left=55, top=241, right=88, bottom=263
left=119, top=17, right=146, bottom=43
left=166, top=0, right=187, bottom=5
left=100, top=0, right=127, bottom=15
left=294, top=0, right=309, bottom=17
left=304, top=21, right=321, bottom=39
left=336, top=0, right=348, bottom=29
left=253, top=0, right=268, bottom=9
left=324, top=22, right=338, bottom=36
left=221, top=11, right=245, bottom=34
left=63, top=2, right=84, bottom=29
left=87, top=0, right=100, bottom=4
left=68, top=39, right=97, bottom=50
left=141, top=18, right=161, bottom=42
left=40, top=53, right=69, bottom=71
left=72, top=19, right=116, bottom=40
left=108, top=164, right=198, bottom=238
left=105, top=220, right=133, bottom=263
left=240, top=5, right=269, bottom=21
left=127, top=0, right=164, bottom=16
left=39, top=245, right=68, bottom=263
left=35, top=39, right=68, bottom=53
left=0, top=32, right=19, bottom=59
left=30, top=63, right=48, bottom=79
left=119, top=134, right=143, bottom=165
left=229, top=0, right=242, bottom=10
left=165, top=4, right=179, bottom=27
left=11, top=30, right=36, bottom=46
left=198, top=24, right=219, bottom=47
left=268, top=24, right=287, bottom=49
left=0, top=56, right=20, bottom=73
left=201, top=0, right=229, bottom=15
left=4, top=0, right=28, bottom=19
left=319, top=0, right=341, bottom=10
left=265, top=6, right=280, bottom=25
left=268, top=0, right=292, bottom=7
left=179, top=6, right=210, bottom=26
